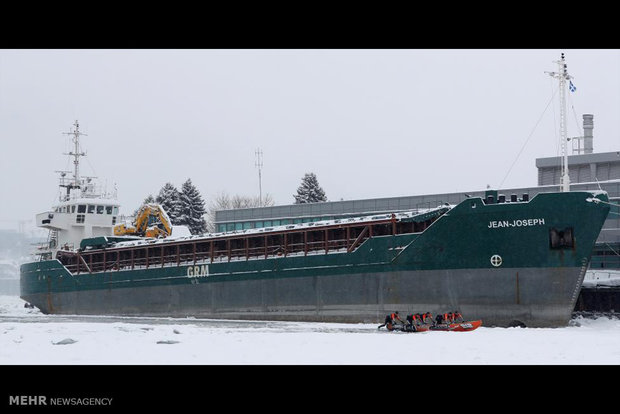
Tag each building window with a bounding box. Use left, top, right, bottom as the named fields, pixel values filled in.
left=226, top=223, right=234, bottom=232
left=242, top=222, right=253, bottom=230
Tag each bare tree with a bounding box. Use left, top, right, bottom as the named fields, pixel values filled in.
left=206, top=192, right=275, bottom=232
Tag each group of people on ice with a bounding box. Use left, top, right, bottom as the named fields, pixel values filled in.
left=378, top=310, right=464, bottom=331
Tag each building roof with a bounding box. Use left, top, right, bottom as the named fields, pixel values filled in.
left=536, top=151, right=620, bottom=168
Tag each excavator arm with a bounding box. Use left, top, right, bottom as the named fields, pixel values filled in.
left=114, top=203, right=172, bottom=238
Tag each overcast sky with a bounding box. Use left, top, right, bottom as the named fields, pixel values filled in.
left=1, top=49, right=619, bottom=229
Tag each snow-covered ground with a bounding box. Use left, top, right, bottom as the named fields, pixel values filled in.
left=1, top=295, right=619, bottom=365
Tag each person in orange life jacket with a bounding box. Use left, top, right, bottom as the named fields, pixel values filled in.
left=404, top=312, right=434, bottom=329
left=405, top=313, right=421, bottom=332
left=452, top=311, right=464, bottom=323
left=421, top=312, right=433, bottom=325
left=407, top=313, right=425, bottom=327
left=378, top=311, right=403, bottom=330
left=390, top=311, right=404, bottom=329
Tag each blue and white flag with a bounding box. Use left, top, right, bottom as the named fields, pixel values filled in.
left=569, top=80, right=576, bottom=92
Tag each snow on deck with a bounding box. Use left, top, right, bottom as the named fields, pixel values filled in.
left=107, top=205, right=453, bottom=250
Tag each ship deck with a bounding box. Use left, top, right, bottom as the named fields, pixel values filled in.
left=56, top=207, right=450, bottom=275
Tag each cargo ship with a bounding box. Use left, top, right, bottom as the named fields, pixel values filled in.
left=19, top=55, right=612, bottom=327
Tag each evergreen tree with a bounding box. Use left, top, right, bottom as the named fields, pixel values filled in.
left=293, top=172, right=327, bottom=204
left=178, top=178, right=207, bottom=234
left=155, top=182, right=182, bottom=224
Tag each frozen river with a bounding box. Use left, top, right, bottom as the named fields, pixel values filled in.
left=1, top=295, right=619, bottom=365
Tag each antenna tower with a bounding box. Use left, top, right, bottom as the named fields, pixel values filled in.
left=255, top=148, right=263, bottom=207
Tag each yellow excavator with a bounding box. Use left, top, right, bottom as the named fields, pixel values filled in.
left=113, top=203, right=173, bottom=238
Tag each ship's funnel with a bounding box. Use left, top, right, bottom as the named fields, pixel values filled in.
left=583, top=114, right=594, bottom=154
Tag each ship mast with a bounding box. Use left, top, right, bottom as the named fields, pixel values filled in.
left=546, top=53, right=573, bottom=192
left=62, top=120, right=87, bottom=196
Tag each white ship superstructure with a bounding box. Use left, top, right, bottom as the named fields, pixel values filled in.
left=36, top=121, right=119, bottom=258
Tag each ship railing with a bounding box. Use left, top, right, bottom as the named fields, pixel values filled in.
left=63, top=236, right=361, bottom=274
left=61, top=211, right=447, bottom=275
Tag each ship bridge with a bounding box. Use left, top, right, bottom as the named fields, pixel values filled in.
left=35, top=121, right=120, bottom=256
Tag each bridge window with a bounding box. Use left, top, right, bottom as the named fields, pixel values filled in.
left=87, top=205, right=95, bottom=214
left=78, top=205, right=86, bottom=213
left=96, top=205, right=104, bottom=214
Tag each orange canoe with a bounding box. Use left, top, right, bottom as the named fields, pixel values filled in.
left=447, top=320, right=482, bottom=331
left=430, top=320, right=482, bottom=332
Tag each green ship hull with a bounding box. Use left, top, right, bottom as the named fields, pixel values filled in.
left=20, top=191, right=610, bottom=327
